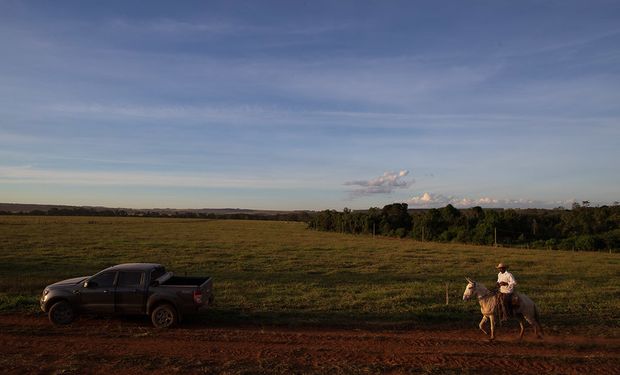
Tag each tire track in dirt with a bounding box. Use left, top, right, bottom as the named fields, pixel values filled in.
left=1, top=314, right=618, bottom=374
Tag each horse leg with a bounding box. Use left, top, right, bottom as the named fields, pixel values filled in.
left=479, top=315, right=489, bottom=336
left=517, top=315, right=525, bottom=340
left=534, top=320, right=544, bottom=339
left=524, top=313, right=543, bottom=339
left=489, top=314, right=496, bottom=340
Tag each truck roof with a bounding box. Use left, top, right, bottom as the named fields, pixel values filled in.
left=101, top=263, right=163, bottom=272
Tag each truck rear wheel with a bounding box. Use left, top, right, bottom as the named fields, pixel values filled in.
left=151, top=304, right=177, bottom=328
left=48, top=301, right=75, bottom=325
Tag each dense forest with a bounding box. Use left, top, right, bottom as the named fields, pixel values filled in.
left=307, top=203, right=620, bottom=252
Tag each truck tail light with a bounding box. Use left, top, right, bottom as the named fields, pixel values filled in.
left=193, top=290, right=203, bottom=305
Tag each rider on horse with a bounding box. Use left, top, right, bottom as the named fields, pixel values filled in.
left=496, top=263, right=517, bottom=321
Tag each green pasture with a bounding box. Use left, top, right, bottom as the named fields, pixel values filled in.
left=1, top=216, right=618, bottom=335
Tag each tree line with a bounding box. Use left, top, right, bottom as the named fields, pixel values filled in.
left=307, top=202, right=620, bottom=252
left=0, top=207, right=312, bottom=222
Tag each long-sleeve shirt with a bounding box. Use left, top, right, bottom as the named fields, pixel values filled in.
left=497, top=271, right=517, bottom=293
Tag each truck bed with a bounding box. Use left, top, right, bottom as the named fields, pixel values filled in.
left=160, top=276, right=210, bottom=286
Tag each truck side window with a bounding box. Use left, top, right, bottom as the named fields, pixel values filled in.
left=151, top=267, right=165, bottom=281
left=118, top=271, right=144, bottom=287
left=90, top=272, right=116, bottom=288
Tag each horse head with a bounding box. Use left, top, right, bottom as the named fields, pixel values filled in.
left=463, top=277, right=476, bottom=301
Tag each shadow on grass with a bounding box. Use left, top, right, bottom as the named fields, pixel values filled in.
left=8, top=296, right=478, bottom=331
left=182, top=306, right=477, bottom=331
left=6, top=294, right=618, bottom=336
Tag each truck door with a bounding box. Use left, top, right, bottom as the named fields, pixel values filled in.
left=80, top=271, right=116, bottom=313
left=115, top=271, right=146, bottom=314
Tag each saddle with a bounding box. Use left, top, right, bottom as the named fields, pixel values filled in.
left=496, top=293, right=520, bottom=321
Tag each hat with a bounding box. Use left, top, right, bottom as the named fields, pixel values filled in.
left=496, top=263, right=508, bottom=269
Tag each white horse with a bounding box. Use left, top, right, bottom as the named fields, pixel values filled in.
left=462, top=277, right=543, bottom=340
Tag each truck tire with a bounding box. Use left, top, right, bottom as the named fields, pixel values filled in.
left=151, top=304, right=177, bottom=328
left=48, top=301, right=75, bottom=325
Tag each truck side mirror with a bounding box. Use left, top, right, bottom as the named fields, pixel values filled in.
left=85, top=281, right=98, bottom=288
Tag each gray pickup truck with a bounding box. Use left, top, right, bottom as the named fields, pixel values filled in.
left=40, top=263, right=213, bottom=328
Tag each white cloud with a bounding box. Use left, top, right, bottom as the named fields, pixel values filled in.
left=0, top=165, right=315, bottom=189
left=104, top=17, right=261, bottom=36
left=104, top=17, right=349, bottom=38
left=345, top=170, right=412, bottom=197
left=407, top=192, right=577, bottom=209
left=46, top=103, right=271, bottom=122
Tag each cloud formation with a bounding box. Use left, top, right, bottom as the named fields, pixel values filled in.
left=0, top=165, right=312, bottom=189
left=407, top=192, right=576, bottom=209
left=345, top=170, right=412, bottom=197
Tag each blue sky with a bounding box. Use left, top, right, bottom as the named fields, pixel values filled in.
left=1, top=0, right=619, bottom=210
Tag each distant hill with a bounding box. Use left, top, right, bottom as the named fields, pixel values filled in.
left=0, top=203, right=313, bottom=220
left=0, top=203, right=83, bottom=213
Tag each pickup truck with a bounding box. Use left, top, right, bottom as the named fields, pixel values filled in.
left=40, top=263, right=213, bottom=328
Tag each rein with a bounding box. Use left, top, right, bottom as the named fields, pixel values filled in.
left=477, top=289, right=496, bottom=300
left=469, top=282, right=495, bottom=300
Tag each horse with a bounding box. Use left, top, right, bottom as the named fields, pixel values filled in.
left=462, top=277, right=543, bottom=340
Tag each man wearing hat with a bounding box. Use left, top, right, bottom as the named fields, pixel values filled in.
left=496, top=263, right=517, bottom=321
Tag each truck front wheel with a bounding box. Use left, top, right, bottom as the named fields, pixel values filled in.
left=151, top=304, right=177, bottom=328
left=48, top=301, right=75, bottom=325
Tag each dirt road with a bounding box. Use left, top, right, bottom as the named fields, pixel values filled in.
left=1, top=314, right=618, bottom=374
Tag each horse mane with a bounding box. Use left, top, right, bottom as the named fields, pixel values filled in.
left=473, top=282, right=499, bottom=316
left=474, top=282, right=493, bottom=297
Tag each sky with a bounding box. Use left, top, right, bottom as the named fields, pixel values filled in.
left=1, top=0, right=619, bottom=210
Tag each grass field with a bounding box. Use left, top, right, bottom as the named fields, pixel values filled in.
left=1, top=216, right=618, bottom=335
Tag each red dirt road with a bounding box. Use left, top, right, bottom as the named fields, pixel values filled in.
left=1, top=314, right=618, bottom=374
